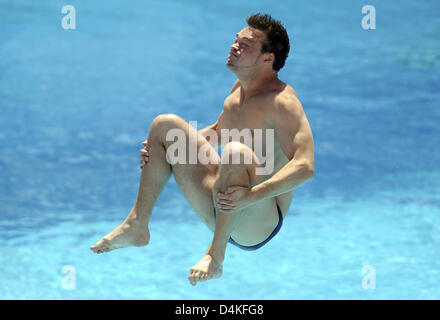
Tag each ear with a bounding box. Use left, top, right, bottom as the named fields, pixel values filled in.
left=264, top=53, right=274, bottom=63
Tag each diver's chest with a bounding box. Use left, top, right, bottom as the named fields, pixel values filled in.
left=221, top=102, right=272, bottom=132
left=219, top=108, right=275, bottom=147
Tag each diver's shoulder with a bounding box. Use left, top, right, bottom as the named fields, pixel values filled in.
left=267, top=80, right=297, bottom=102
left=275, top=81, right=297, bottom=99
left=275, top=83, right=302, bottom=111
left=270, top=87, right=304, bottom=125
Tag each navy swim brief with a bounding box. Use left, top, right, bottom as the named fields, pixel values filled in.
left=213, top=203, right=284, bottom=251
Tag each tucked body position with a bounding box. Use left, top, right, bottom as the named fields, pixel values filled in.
left=90, top=14, right=314, bottom=286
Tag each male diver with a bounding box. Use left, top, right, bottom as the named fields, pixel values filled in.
left=90, top=13, right=314, bottom=286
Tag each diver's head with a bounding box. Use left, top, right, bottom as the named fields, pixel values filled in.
left=226, top=13, right=290, bottom=75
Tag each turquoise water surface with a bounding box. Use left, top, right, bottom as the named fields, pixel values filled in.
left=0, top=0, right=439, bottom=299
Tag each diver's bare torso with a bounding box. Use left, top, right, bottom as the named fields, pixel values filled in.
left=217, top=80, right=302, bottom=217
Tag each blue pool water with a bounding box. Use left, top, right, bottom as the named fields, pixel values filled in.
left=1, top=0, right=439, bottom=299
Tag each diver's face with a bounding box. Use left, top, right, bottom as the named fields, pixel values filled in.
left=226, top=26, right=266, bottom=71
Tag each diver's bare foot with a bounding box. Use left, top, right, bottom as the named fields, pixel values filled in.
left=90, top=218, right=150, bottom=254
left=188, top=254, right=223, bottom=286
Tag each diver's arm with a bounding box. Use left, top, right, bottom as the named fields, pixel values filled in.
left=251, top=96, right=314, bottom=201
left=198, top=122, right=217, bottom=139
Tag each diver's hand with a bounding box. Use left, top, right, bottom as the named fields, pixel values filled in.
left=139, top=139, right=149, bottom=169
left=216, top=186, right=254, bottom=213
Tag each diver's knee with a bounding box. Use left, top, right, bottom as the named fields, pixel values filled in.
left=221, top=141, right=254, bottom=165
left=149, top=113, right=185, bottom=140
left=151, top=113, right=182, bottom=128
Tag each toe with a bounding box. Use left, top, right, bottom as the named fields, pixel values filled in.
left=188, top=270, right=196, bottom=286
left=192, top=270, right=201, bottom=282
left=190, top=270, right=204, bottom=286
left=90, top=239, right=105, bottom=252
left=189, top=276, right=197, bottom=286
left=199, top=273, right=208, bottom=282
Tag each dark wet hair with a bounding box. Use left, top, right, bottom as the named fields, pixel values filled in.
left=246, top=13, right=290, bottom=71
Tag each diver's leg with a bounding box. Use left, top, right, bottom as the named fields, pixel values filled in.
left=188, top=141, right=260, bottom=285
left=90, top=114, right=220, bottom=254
